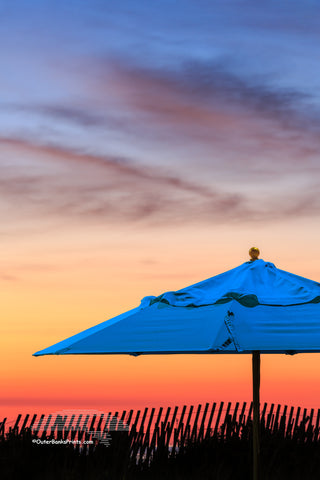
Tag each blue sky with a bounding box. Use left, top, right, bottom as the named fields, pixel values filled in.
left=1, top=0, right=320, bottom=229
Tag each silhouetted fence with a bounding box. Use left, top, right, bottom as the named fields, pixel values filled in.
left=1, top=402, right=319, bottom=454
left=1, top=403, right=320, bottom=479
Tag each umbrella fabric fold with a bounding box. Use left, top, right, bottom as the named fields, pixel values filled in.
left=33, top=259, right=320, bottom=357
left=149, top=259, right=320, bottom=307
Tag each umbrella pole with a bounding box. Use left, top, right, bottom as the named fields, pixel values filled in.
left=252, top=351, right=261, bottom=480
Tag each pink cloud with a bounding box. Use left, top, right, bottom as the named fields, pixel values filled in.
left=1, top=135, right=319, bottom=230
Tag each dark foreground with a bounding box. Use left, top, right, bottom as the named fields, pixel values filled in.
left=1, top=402, right=319, bottom=479
left=1, top=427, right=319, bottom=480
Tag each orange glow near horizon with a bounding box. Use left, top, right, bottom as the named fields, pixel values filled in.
left=1, top=137, right=320, bottom=425
left=2, top=221, right=320, bottom=422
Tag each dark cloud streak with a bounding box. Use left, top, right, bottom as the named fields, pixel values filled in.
left=1, top=136, right=319, bottom=229
left=104, top=56, right=320, bottom=132
left=0, top=136, right=249, bottom=225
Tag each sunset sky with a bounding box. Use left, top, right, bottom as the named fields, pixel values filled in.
left=1, top=0, right=320, bottom=422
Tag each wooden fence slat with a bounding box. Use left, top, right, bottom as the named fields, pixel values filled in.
left=205, top=402, right=216, bottom=438
left=214, top=402, right=224, bottom=436
left=315, top=409, right=320, bottom=431
left=180, top=405, right=193, bottom=445
left=220, top=402, right=231, bottom=438
left=109, top=412, right=119, bottom=431
left=154, top=407, right=164, bottom=428
left=307, top=408, right=314, bottom=441
left=279, top=405, right=287, bottom=435
left=145, top=408, right=155, bottom=438
left=13, top=414, right=22, bottom=432
left=132, top=407, right=148, bottom=459
left=29, top=414, right=37, bottom=430
left=171, top=405, right=187, bottom=455
left=75, top=414, right=83, bottom=431
left=41, top=415, right=52, bottom=439
left=234, top=402, right=246, bottom=437
left=33, top=414, right=45, bottom=436
left=96, top=414, right=104, bottom=433
left=63, top=414, right=75, bottom=440
left=266, top=404, right=274, bottom=430
left=20, top=414, right=30, bottom=432
left=70, top=415, right=82, bottom=441
left=260, top=403, right=267, bottom=428
left=190, top=404, right=202, bottom=442
left=165, top=406, right=179, bottom=448
left=74, top=414, right=85, bottom=441
left=132, top=410, right=141, bottom=430
left=246, top=402, right=253, bottom=426
left=314, top=409, right=320, bottom=441
left=286, top=406, right=295, bottom=438
left=89, top=414, right=97, bottom=433
left=198, top=403, right=209, bottom=441
left=298, top=408, right=308, bottom=438
left=146, top=407, right=162, bottom=463
left=78, top=414, right=91, bottom=441
left=0, top=418, right=6, bottom=437
left=294, top=407, right=301, bottom=430
left=225, top=403, right=235, bottom=440
left=149, top=407, right=163, bottom=452
left=175, top=405, right=186, bottom=437
left=140, top=408, right=155, bottom=459
left=128, top=410, right=141, bottom=445
left=126, top=410, right=134, bottom=427
left=116, top=410, right=126, bottom=432
left=237, top=402, right=247, bottom=434
left=232, top=402, right=240, bottom=424
left=103, top=413, right=112, bottom=433
left=162, top=407, right=171, bottom=431
left=138, top=408, right=148, bottom=435
left=302, top=408, right=307, bottom=421
left=67, top=414, right=76, bottom=430
left=292, top=406, right=301, bottom=439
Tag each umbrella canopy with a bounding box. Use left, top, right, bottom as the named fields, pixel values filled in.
left=33, top=250, right=320, bottom=480
left=33, top=257, right=320, bottom=357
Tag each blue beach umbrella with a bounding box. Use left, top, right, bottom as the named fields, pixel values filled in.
left=33, top=248, right=320, bottom=480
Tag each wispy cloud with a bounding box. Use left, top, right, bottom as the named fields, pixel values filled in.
left=0, top=137, right=248, bottom=223
left=13, top=54, right=315, bottom=176
left=5, top=53, right=319, bottom=191
left=1, top=38, right=320, bottom=231
left=99, top=57, right=320, bottom=156
left=1, top=135, right=319, bottom=230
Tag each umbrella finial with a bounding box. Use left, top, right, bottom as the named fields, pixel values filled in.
left=249, top=247, right=260, bottom=261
